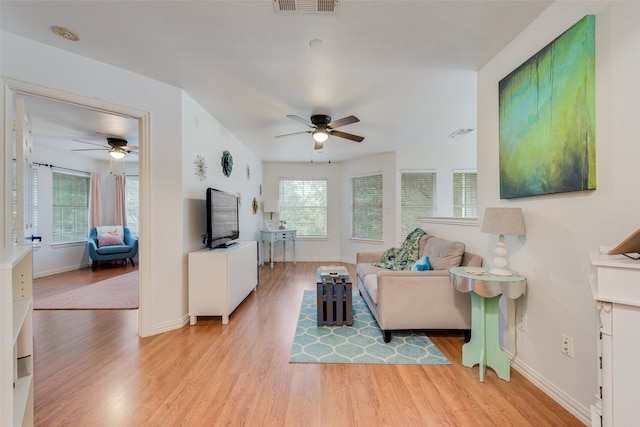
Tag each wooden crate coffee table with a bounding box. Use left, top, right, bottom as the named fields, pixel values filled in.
left=316, top=266, right=353, bottom=326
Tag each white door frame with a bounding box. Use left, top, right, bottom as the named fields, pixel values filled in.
left=2, top=77, right=151, bottom=337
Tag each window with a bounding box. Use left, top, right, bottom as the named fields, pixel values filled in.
left=125, top=175, right=139, bottom=236
left=351, top=173, right=383, bottom=240
left=279, top=178, right=327, bottom=237
left=400, top=171, right=437, bottom=238
left=453, top=171, right=477, bottom=218
left=52, top=170, right=90, bottom=243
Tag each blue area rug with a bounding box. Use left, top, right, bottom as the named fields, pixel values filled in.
left=290, top=290, right=450, bottom=364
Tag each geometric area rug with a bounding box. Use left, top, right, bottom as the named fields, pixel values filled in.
left=34, top=271, right=139, bottom=310
left=289, top=290, right=450, bottom=365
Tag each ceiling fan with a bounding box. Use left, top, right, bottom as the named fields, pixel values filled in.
left=72, top=137, right=138, bottom=159
left=276, top=114, right=364, bottom=150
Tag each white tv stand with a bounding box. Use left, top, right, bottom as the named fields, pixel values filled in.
left=188, top=240, right=258, bottom=325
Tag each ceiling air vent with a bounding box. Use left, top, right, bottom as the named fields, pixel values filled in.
left=273, top=0, right=339, bottom=14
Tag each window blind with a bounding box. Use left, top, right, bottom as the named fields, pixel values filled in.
left=52, top=170, right=90, bottom=242
left=351, top=173, right=383, bottom=240
left=453, top=171, right=478, bottom=218
left=279, top=178, right=327, bottom=237
left=400, top=171, right=437, bottom=238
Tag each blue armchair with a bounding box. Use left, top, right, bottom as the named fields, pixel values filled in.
left=87, top=226, right=139, bottom=271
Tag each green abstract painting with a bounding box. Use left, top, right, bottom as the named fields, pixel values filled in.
left=499, top=15, right=595, bottom=199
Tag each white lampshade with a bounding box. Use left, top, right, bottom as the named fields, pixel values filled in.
left=263, top=199, right=279, bottom=214
left=481, top=207, right=526, bottom=236
left=481, top=207, right=525, bottom=276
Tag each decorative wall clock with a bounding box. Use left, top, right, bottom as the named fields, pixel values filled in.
left=221, top=150, right=233, bottom=177
left=194, top=155, right=207, bottom=181
left=252, top=197, right=259, bottom=214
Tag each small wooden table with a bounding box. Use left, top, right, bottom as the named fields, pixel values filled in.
left=259, top=229, right=296, bottom=269
left=316, top=266, right=353, bottom=326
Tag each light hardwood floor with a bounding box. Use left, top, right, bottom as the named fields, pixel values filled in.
left=33, top=262, right=583, bottom=426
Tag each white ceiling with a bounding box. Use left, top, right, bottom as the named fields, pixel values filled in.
left=1, top=0, right=552, bottom=163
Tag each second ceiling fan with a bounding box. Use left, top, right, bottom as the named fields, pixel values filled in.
left=276, top=114, right=364, bottom=150
left=72, top=137, right=138, bottom=159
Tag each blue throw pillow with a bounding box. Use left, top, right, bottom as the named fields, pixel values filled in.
left=412, top=256, right=431, bottom=271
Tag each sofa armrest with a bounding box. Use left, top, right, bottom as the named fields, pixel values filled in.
left=87, top=239, right=99, bottom=258
left=460, top=252, right=483, bottom=268
left=357, top=251, right=383, bottom=264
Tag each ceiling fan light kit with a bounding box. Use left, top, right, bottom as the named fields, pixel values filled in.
left=109, top=148, right=126, bottom=159
left=312, top=127, right=329, bottom=143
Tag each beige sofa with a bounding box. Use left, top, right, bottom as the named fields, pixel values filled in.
left=356, top=234, right=483, bottom=342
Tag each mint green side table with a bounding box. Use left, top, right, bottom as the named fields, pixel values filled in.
left=449, top=266, right=526, bottom=382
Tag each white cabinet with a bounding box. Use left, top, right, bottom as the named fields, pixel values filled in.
left=1, top=246, right=34, bottom=427
left=188, top=241, right=258, bottom=325
left=588, top=249, right=640, bottom=427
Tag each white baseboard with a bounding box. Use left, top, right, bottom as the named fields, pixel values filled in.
left=149, top=315, right=190, bottom=336
left=33, top=263, right=91, bottom=278
left=505, top=349, right=590, bottom=425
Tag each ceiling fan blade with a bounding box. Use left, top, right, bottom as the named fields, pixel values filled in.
left=71, top=148, right=109, bottom=151
left=286, top=115, right=314, bottom=128
left=314, top=140, right=325, bottom=150
left=275, top=131, right=311, bottom=139
left=327, top=115, right=359, bottom=129
left=330, top=130, right=364, bottom=143
left=122, top=146, right=139, bottom=152
left=73, top=139, right=108, bottom=148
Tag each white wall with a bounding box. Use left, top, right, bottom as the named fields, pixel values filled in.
left=262, top=161, right=343, bottom=262
left=422, top=3, right=640, bottom=422
left=181, top=92, right=263, bottom=314
left=396, top=142, right=477, bottom=217
left=2, top=31, right=183, bottom=336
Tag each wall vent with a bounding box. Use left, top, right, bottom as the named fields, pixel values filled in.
left=273, top=0, right=339, bottom=14
left=448, top=128, right=475, bottom=139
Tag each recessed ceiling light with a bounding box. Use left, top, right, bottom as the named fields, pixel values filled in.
left=52, top=26, right=80, bottom=42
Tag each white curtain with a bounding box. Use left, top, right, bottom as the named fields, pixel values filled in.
left=90, top=173, right=102, bottom=228
left=114, top=174, right=127, bottom=226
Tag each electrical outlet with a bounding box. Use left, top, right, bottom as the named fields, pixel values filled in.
left=517, top=314, right=527, bottom=332
left=561, top=334, right=574, bottom=358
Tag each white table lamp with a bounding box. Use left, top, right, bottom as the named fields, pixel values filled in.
left=263, top=199, right=280, bottom=220
left=481, top=207, right=526, bottom=276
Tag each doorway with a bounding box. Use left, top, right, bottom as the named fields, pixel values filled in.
left=4, top=78, right=150, bottom=337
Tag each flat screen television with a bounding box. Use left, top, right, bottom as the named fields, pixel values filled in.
left=205, top=188, right=240, bottom=249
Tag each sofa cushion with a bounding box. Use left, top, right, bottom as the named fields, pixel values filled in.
left=95, top=244, right=132, bottom=255
left=422, top=237, right=465, bottom=270
left=96, top=225, right=124, bottom=239
left=417, top=234, right=432, bottom=258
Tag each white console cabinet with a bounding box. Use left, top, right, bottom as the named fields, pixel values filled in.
left=1, top=246, right=34, bottom=427
left=588, top=249, right=640, bottom=427
left=188, top=241, right=258, bottom=325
